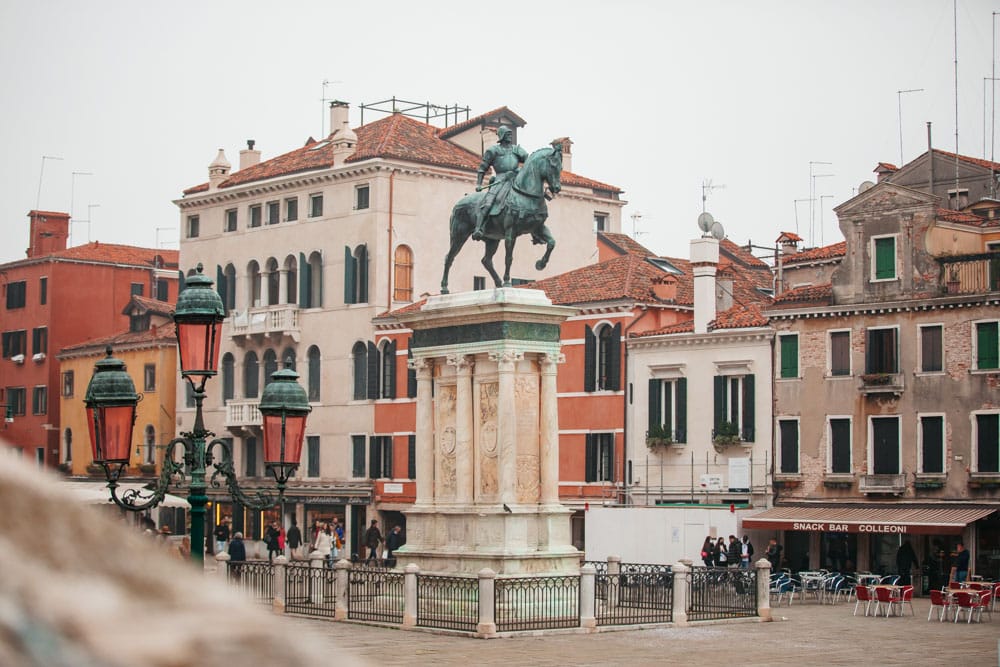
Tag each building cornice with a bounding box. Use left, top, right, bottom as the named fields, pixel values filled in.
left=767, top=293, right=1000, bottom=320
left=627, top=327, right=774, bottom=350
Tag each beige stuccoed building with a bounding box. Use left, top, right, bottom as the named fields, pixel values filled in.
left=174, top=102, right=625, bottom=555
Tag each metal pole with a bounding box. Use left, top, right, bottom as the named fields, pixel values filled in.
left=897, top=89, right=923, bottom=166
left=188, top=383, right=209, bottom=565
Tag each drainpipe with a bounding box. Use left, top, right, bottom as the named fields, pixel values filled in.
left=622, top=305, right=653, bottom=505
left=927, top=122, right=934, bottom=195
left=387, top=169, right=396, bottom=309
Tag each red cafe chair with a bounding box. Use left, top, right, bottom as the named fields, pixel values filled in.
left=927, top=589, right=952, bottom=622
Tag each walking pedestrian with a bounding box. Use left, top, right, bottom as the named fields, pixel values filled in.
left=740, top=535, right=754, bottom=569
left=766, top=538, right=783, bottom=571
left=701, top=536, right=714, bottom=567
left=286, top=518, right=302, bottom=560
left=364, top=519, right=383, bottom=565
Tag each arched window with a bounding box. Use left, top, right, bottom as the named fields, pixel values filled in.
left=379, top=339, right=397, bottom=399
left=243, top=351, right=259, bottom=398
left=63, top=428, right=72, bottom=464
left=221, top=352, right=235, bottom=401
left=307, top=345, right=321, bottom=401
left=263, top=349, right=278, bottom=386
left=144, top=424, right=156, bottom=464
left=344, top=244, right=368, bottom=304
left=284, top=254, right=297, bottom=305
left=393, top=245, right=413, bottom=302
left=309, top=251, right=323, bottom=307
left=247, top=260, right=262, bottom=308
left=352, top=341, right=368, bottom=400
left=584, top=322, right=622, bottom=392
left=224, top=264, right=237, bottom=310
left=265, top=257, right=280, bottom=305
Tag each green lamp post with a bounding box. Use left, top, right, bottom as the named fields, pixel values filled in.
left=86, top=264, right=309, bottom=565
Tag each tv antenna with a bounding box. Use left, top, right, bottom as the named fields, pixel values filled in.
left=630, top=211, right=646, bottom=238
left=35, top=155, right=63, bottom=209
left=701, top=179, right=725, bottom=213
left=320, top=78, right=343, bottom=137
left=156, top=227, right=178, bottom=249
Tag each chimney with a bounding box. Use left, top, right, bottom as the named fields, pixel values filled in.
left=651, top=274, right=677, bottom=301
left=329, top=100, right=350, bottom=138
left=553, top=136, right=573, bottom=172
left=26, top=210, right=69, bottom=258
left=330, top=101, right=357, bottom=166
left=239, top=139, right=261, bottom=170
left=716, top=266, right=734, bottom=313
left=208, top=149, right=231, bottom=191
left=690, top=237, right=719, bottom=334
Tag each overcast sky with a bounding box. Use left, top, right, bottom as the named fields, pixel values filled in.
left=1, top=1, right=997, bottom=266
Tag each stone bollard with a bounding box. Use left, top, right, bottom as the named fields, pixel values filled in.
left=672, top=561, right=690, bottom=626
left=755, top=558, right=772, bottom=621
left=607, top=555, right=621, bottom=609
left=272, top=555, right=287, bottom=614
left=477, top=568, right=497, bottom=637
left=215, top=552, right=231, bottom=584
left=579, top=564, right=597, bottom=631
left=403, top=564, right=419, bottom=627
left=334, top=558, right=350, bottom=621
left=309, top=551, right=324, bottom=606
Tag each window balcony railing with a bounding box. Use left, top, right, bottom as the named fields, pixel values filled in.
left=859, top=372, right=904, bottom=395
left=859, top=474, right=905, bottom=494
left=938, top=251, right=1000, bottom=295
left=227, top=304, right=300, bottom=340
left=225, top=399, right=261, bottom=429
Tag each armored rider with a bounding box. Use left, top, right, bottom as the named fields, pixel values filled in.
left=472, top=125, right=529, bottom=241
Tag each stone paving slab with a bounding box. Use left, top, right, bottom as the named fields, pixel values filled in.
left=279, top=598, right=999, bottom=666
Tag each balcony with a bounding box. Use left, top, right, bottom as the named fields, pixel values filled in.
left=228, top=305, right=300, bottom=341
left=938, top=251, right=1000, bottom=295
left=859, top=474, right=906, bottom=495
left=859, top=373, right=904, bottom=395
left=225, top=399, right=261, bottom=430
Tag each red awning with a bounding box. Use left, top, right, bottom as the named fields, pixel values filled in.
left=742, top=505, right=995, bottom=536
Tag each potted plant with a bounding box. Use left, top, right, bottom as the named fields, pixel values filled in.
left=645, top=424, right=673, bottom=449
left=712, top=421, right=741, bottom=447
left=861, top=373, right=892, bottom=386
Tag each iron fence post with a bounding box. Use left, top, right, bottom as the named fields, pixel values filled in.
left=309, top=551, right=324, bottom=606
left=477, top=568, right=497, bottom=637
left=580, top=564, right=597, bottom=630
left=403, top=564, right=419, bottom=627
left=672, top=561, right=690, bottom=626
left=334, top=558, right=350, bottom=621
left=755, top=558, right=772, bottom=621
left=215, top=552, right=230, bottom=584
left=272, top=555, right=287, bottom=614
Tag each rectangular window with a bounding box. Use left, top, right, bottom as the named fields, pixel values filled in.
left=249, top=204, right=262, bottom=228
left=36, top=447, right=44, bottom=467
left=310, top=193, right=323, bottom=218
left=31, top=327, right=47, bottom=355
left=829, top=330, right=851, bottom=376
left=473, top=276, right=486, bottom=291
left=779, top=334, right=799, bottom=378
left=976, top=413, right=999, bottom=473
left=6, top=281, right=26, bottom=309
left=865, top=327, right=898, bottom=374
left=307, top=435, right=320, bottom=477
left=225, top=208, right=237, bottom=232
left=156, top=279, right=168, bottom=301
left=779, top=419, right=799, bottom=474
left=6, top=387, right=26, bottom=416
left=31, top=386, right=47, bottom=415
left=585, top=433, right=615, bottom=482
left=266, top=201, right=280, bottom=225
left=408, top=434, right=416, bottom=479
left=186, top=216, right=199, bottom=239
left=62, top=371, right=74, bottom=397
left=920, top=324, right=943, bottom=373
left=355, top=185, right=370, bottom=210
left=130, top=282, right=144, bottom=296
left=144, top=364, right=156, bottom=392
left=351, top=435, right=366, bottom=477
left=594, top=213, right=608, bottom=232
left=920, top=415, right=944, bottom=474
left=975, top=321, right=999, bottom=370
left=713, top=374, right=755, bottom=442
left=829, top=418, right=851, bottom=474
left=870, top=416, right=901, bottom=475
left=873, top=236, right=896, bottom=280
left=39, top=277, right=47, bottom=305
left=285, top=197, right=298, bottom=222
left=647, top=377, right=687, bottom=442
left=369, top=435, right=393, bottom=478
left=244, top=436, right=258, bottom=477
left=2, top=330, right=26, bottom=358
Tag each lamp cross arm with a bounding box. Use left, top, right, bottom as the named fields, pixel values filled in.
left=207, top=438, right=278, bottom=511
left=105, top=438, right=188, bottom=512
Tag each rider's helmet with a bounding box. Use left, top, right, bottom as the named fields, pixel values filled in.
left=496, top=125, right=511, bottom=142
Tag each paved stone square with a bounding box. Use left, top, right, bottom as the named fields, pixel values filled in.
left=280, top=597, right=998, bottom=666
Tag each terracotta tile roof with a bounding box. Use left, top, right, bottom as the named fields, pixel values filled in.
left=124, top=294, right=174, bottom=316
left=772, top=282, right=833, bottom=307
left=720, top=238, right=770, bottom=269
left=633, top=321, right=694, bottom=337
left=527, top=253, right=693, bottom=306
left=377, top=298, right=428, bottom=320
left=932, top=149, right=1000, bottom=172
left=713, top=302, right=768, bottom=329
left=597, top=232, right=656, bottom=257
left=781, top=241, right=846, bottom=266
left=43, top=242, right=179, bottom=268
left=184, top=112, right=622, bottom=195
left=875, top=162, right=898, bottom=172
left=777, top=231, right=803, bottom=243
left=937, top=207, right=991, bottom=225
left=60, top=322, right=176, bottom=356
left=436, top=106, right=526, bottom=139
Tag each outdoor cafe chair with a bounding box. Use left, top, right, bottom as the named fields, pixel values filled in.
left=853, top=584, right=873, bottom=617
left=948, top=581, right=963, bottom=590
left=992, top=583, right=1000, bottom=612
left=954, top=591, right=985, bottom=623
left=898, top=585, right=914, bottom=616
left=928, top=589, right=952, bottom=622
left=878, top=575, right=900, bottom=586
left=978, top=592, right=992, bottom=621
left=873, top=585, right=902, bottom=618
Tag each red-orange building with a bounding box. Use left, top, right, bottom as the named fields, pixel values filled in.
left=0, top=210, right=179, bottom=466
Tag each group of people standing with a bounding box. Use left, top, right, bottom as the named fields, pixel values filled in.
left=701, top=535, right=755, bottom=568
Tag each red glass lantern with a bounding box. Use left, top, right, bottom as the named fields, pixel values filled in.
left=84, top=348, right=139, bottom=465
left=258, top=366, right=311, bottom=477
left=173, top=264, right=225, bottom=383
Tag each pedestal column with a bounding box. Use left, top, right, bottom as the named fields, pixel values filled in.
left=278, top=269, right=288, bottom=304
left=413, top=358, right=434, bottom=505
left=493, top=350, right=520, bottom=505
left=539, top=352, right=563, bottom=505
left=451, top=354, right=474, bottom=504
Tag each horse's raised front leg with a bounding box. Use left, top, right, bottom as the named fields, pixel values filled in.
left=481, top=238, right=502, bottom=288
left=502, top=234, right=516, bottom=287
left=535, top=225, right=556, bottom=271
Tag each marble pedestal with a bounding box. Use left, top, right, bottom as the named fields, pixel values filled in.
left=394, top=288, right=579, bottom=575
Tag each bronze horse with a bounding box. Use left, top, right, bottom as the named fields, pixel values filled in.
left=440, top=144, right=562, bottom=294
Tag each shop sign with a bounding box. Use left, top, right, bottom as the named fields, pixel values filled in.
left=288, top=495, right=371, bottom=505
left=382, top=483, right=404, bottom=494
left=791, top=522, right=908, bottom=534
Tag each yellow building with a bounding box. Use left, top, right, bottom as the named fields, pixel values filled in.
left=57, top=295, right=177, bottom=478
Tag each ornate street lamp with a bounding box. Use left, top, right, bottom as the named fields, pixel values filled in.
left=86, top=264, right=308, bottom=564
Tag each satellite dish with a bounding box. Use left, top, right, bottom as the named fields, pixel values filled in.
left=710, top=221, right=725, bottom=240
left=858, top=180, right=875, bottom=193
left=697, top=211, right=715, bottom=234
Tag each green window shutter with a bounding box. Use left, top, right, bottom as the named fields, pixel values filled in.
left=344, top=246, right=356, bottom=304
left=408, top=435, right=416, bottom=479
left=603, top=436, right=615, bottom=483
left=662, top=382, right=673, bottom=435
left=583, top=326, right=596, bottom=392
left=713, top=376, right=725, bottom=430
left=921, top=416, right=944, bottom=474
left=647, top=379, right=661, bottom=432
left=406, top=340, right=417, bottom=398
left=675, top=377, right=687, bottom=442
left=830, top=418, right=851, bottom=474
left=387, top=340, right=397, bottom=398
left=780, top=335, right=798, bottom=378
left=216, top=265, right=226, bottom=304
left=352, top=435, right=366, bottom=477
left=366, top=341, right=379, bottom=400
left=357, top=245, right=368, bottom=303
left=976, top=413, right=999, bottom=473
left=585, top=434, right=597, bottom=482
left=385, top=438, right=393, bottom=478
left=874, top=237, right=896, bottom=279
left=368, top=436, right=379, bottom=479
left=742, top=375, right=755, bottom=441
left=779, top=421, right=799, bottom=474
left=977, top=322, right=999, bottom=369
left=607, top=323, right=622, bottom=391
left=299, top=252, right=309, bottom=308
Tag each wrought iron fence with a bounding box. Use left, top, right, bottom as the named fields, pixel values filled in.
left=583, top=560, right=608, bottom=575
left=687, top=566, right=757, bottom=620
left=285, top=563, right=337, bottom=618
left=416, top=574, right=479, bottom=632
left=347, top=566, right=404, bottom=624
left=228, top=560, right=274, bottom=604
left=595, top=567, right=672, bottom=626
left=495, top=575, right=580, bottom=632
